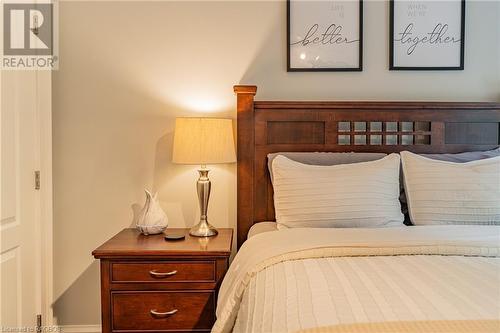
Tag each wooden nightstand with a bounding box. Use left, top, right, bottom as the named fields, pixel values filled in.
left=92, top=228, right=233, bottom=333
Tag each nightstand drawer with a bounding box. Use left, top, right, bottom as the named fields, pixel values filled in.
left=112, top=291, right=215, bottom=331
left=111, top=261, right=215, bottom=283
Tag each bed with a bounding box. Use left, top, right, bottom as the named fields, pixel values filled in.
left=213, top=86, right=500, bottom=333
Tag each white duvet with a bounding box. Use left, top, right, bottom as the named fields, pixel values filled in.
left=212, top=226, right=500, bottom=333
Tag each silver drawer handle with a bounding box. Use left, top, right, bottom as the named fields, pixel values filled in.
left=150, top=309, right=178, bottom=317
left=149, top=269, right=177, bottom=277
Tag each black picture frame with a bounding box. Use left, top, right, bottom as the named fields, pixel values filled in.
left=389, top=0, right=465, bottom=71
left=287, top=0, right=363, bottom=72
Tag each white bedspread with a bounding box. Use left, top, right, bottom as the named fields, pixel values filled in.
left=212, top=226, right=500, bottom=333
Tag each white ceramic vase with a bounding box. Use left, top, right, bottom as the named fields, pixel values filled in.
left=136, top=190, right=168, bottom=235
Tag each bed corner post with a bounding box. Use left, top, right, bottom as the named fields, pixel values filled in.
left=234, top=85, right=257, bottom=249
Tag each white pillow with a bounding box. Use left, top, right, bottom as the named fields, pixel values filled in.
left=401, top=151, right=500, bottom=225
left=271, top=153, right=404, bottom=229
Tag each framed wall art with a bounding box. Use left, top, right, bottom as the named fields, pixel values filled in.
left=287, top=0, right=363, bottom=72
left=390, top=0, right=465, bottom=70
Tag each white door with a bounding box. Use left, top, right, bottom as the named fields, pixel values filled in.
left=0, top=70, right=41, bottom=329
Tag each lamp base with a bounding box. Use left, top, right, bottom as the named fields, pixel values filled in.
left=191, top=168, right=218, bottom=237
left=189, top=220, right=218, bottom=237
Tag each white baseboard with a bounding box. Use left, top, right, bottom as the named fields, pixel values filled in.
left=59, top=325, right=101, bottom=333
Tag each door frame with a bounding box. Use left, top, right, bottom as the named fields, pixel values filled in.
left=37, top=70, right=53, bottom=326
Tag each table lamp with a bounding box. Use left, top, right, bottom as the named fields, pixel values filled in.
left=172, top=118, right=236, bottom=237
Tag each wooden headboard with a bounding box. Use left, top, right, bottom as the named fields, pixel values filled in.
left=235, top=85, right=500, bottom=248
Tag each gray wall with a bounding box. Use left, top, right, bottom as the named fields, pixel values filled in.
left=52, top=0, right=500, bottom=325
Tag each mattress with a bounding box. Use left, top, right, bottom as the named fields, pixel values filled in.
left=247, top=222, right=277, bottom=238
left=213, top=226, right=500, bottom=333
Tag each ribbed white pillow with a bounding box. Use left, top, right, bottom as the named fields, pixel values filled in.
left=401, top=151, right=500, bottom=225
left=271, top=153, right=404, bottom=229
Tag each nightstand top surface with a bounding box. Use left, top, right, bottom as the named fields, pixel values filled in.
left=92, top=228, right=233, bottom=258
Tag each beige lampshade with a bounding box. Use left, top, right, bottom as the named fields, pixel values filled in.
left=172, top=118, right=236, bottom=165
